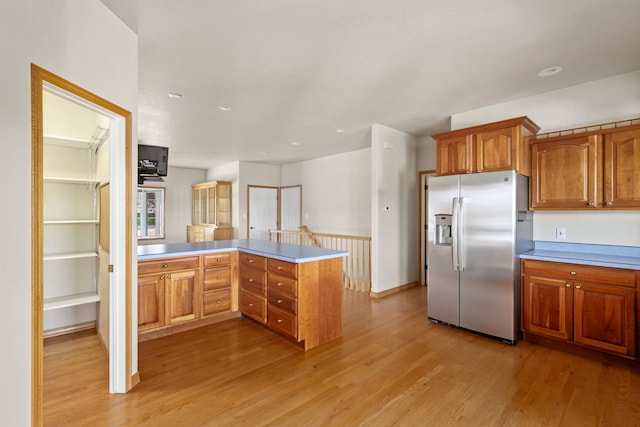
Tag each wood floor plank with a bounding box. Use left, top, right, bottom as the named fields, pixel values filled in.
left=44, top=285, right=640, bottom=426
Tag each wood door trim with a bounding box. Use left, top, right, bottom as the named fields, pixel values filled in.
left=31, top=64, right=134, bottom=426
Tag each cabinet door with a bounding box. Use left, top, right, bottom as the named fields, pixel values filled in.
left=138, top=273, right=165, bottom=331
left=604, top=129, right=640, bottom=208
left=165, top=269, right=199, bottom=324
left=573, top=282, right=636, bottom=356
left=530, top=135, right=601, bottom=209
left=436, top=135, right=472, bottom=176
left=522, top=275, right=573, bottom=341
left=475, top=126, right=517, bottom=173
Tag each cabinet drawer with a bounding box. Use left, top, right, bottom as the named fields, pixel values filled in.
left=203, top=266, right=231, bottom=291
left=240, top=268, right=266, bottom=296
left=523, top=260, right=636, bottom=287
left=268, top=258, right=297, bottom=278
left=203, top=252, right=232, bottom=267
left=241, top=289, right=266, bottom=324
left=268, top=305, right=297, bottom=339
left=240, top=252, right=267, bottom=270
left=268, top=290, right=297, bottom=315
left=267, top=273, right=297, bottom=297
left=138, top=256, right=200, bottom=274
left=203, top=289, right=231, bottom=316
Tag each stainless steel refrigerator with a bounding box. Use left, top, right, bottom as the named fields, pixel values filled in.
left=427, top=170, right=533, bottom=344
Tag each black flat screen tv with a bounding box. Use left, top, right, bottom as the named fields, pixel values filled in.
left=138, top=144, right=168, bottom=177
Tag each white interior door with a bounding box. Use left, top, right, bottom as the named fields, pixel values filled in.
left=280, top=185, right=301, bottom=231
left=248, top=186, right=278, bottom=240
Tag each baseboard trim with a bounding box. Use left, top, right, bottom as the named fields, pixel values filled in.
left=369, top=281, right=419, bottom=299
left=43, top=321, right=96, bottom=339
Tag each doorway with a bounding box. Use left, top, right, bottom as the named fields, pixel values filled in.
left=247, top=185, right=302, bottom=239
left=32, top=65, right=134, bottom=424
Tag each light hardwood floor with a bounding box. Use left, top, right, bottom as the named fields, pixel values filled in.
left=44, top=285, right=640, bottom=426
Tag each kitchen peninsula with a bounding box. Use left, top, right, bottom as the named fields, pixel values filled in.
left=137, top=240, right=348, bottom=350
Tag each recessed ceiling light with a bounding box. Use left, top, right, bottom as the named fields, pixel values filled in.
left=291, top=142, right=300, bottom=146
left=217, top=105, right=233, bottom=111
left=538, top=66, right=563, bottom=77
left=336, top=128, right=346, bottom=133
left=168, top=92, right=183, bottom=98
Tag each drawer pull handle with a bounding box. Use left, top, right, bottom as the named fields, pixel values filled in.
left=605, top=201, right=613, bottom=206
left=248, top=303, right=254, bottom=307
left=163, top=264, right=168, bottom=268
left=216, top=276, right=222, bottom=280
left=277, top=299, right=284, bottom=304
left=575, top=285, right=581, bottom=289
left=565, top=283, right=571, bottom=287
left=277, top=266, right=283, bottom=270
left=248, top=279, right=254, bottom=282
left=277, top=282, right=283, bottom=286
left=160, top=276, right=164, bottom=280
left=216, top=300, right=221, bottom=304
left=570, top=271, right=577, bottom=275
left=167, top=274, right=171, bottom=279
left=587, top=202, right=595, bottom=207
left=248, top=259, right=254, bottom=263
left=216, top=258, right=222, bottom=262
left=277, top=319, right=284, bottom=323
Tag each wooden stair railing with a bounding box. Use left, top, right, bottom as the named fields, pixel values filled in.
left=268, top=228, right=371, bottom=293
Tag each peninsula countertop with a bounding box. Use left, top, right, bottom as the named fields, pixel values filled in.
left=137, top=239, right=349, bottom=263
left=519, top=241, right=640, bottom=270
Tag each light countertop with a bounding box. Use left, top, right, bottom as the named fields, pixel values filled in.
left=138, top=239, right=349, bottom=263
left=520, top=241, right=640, bottom=270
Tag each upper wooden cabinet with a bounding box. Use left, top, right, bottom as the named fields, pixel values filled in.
left=530, top=121, right=640, bottom=209
left=432, top=116, right=540, bottom=176
left=189, top=180, right=232, bottom=242
left=192, top=180, right=231, bottom=226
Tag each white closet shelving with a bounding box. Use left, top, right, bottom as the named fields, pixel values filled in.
left=43, top=134, right=104, bottom=315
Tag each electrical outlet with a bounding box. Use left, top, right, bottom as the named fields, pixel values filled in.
left=556, top=227, right=566, bottom=240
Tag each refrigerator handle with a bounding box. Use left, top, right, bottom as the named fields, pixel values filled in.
left=451, top=197, right=460, bottom=271
left=458, top=197, right=465, bottom=271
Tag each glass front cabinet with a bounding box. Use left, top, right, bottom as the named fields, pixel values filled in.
left=188, top=181, right=232, bottom=241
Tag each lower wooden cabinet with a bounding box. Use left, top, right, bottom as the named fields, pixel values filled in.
left=138, top=262, right=200, bottom=333
left=522, top=259, right=637, bottom=358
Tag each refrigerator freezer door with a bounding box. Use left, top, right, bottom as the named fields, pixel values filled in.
left=459, top=171, right=517, bottom=341
left=427, top=175, right=460, bottom=326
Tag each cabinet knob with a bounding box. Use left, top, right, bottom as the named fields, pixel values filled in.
left=160, top=275, right=164, bottom=280
left=248, top=303, right=254, bottom=307
left=565, top=283, right=571, bottom=287
left=248, top=278, right=254, bottom=282
left=248, top=259, right=254, bottom=263
left=216, top=276, right=222, bottom=280
left=162, top=264, right=168, bottom=268
left=216, top=300, right=221, bottom=304
left=587, top=202, right=595, bottom=207
left=575, top=285, right=581, bottom=289
left=277, top=299, right=284, bottom=304
left=605, top=201, right=613, bottom=206
left=570, top=271, right=576, bottom=275
left=167, top=274, right=171, bottom=279
left=277, top=266, right=283, bottom=270
left=277, top=319, right=284, bottom=323
left=216, top=258, right=222, bottom=262
left=277, top=282, right=283, bottom=287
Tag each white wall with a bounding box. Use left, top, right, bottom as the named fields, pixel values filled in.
left=371, top=125, right=418, bottom=293
left=451, top=70, right=640, bottom=247
left=0, top=1, right=138, bottom=424
left=281, top=149, right=372, bottom=236
left=417, top=135, right=437, bottom=172
left=138, top=166, right=206, bottom=245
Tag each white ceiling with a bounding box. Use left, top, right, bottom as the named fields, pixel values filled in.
left=100, top=0, right=640, bottom=170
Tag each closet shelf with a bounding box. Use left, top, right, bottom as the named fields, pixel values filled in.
left=44, top=292, right=100, bottom=311
left=44, top=251, right=98, bottom=261
left=44, top=176, right=99, bottom=185
left=44, top=219, right=99, bottom=224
